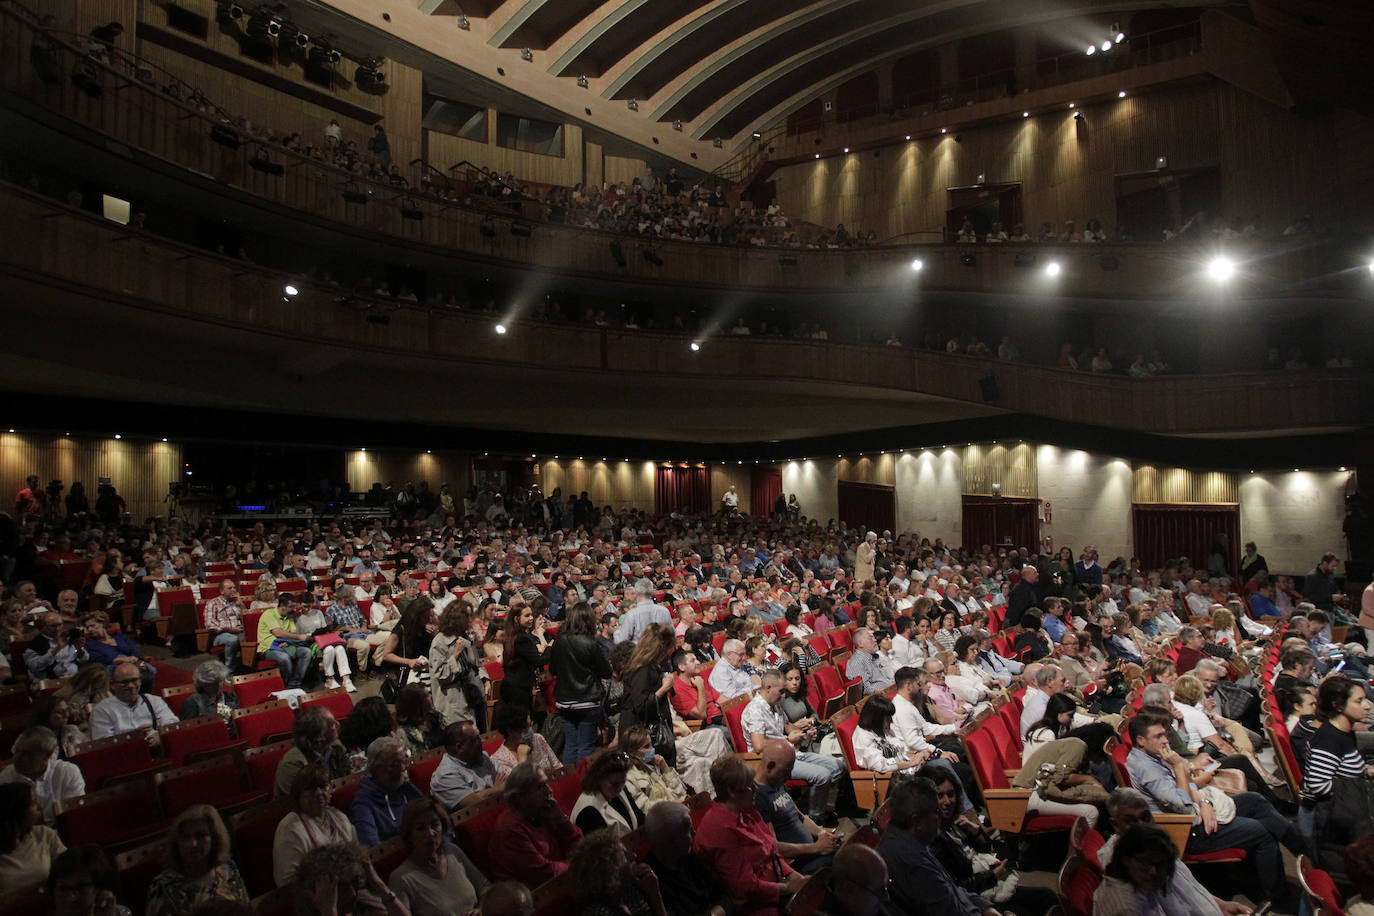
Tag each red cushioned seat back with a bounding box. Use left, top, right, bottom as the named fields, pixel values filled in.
left=1080, top=829, right=1107, bottom=874
left=301, top=687, right=354, bottom=721
left=156, top=758, right=252, bottom=816
left=69, top=731, right=158, bottom=790
left=114, top=839, right=166, bottom=916
left=230, top=802, right=289, bottom=897
left=828, top=627, right=853, bottom=653
left=963, top=727, right=1010, bottom=790
left=998, top=704, right=1023, bottom=754
left=243, top=739, right=293, bottom=793
left=159, top=715, right=234, bottom=766
left=233, top=699, right=295, bottom=748
left=454, top=802, right=505, bottom=877
left=722, top=696, right=752, bottom=754
left=832, top=707, right=860, bottom=770
left=408, top=748, right=444, bottom=795
left=1060, top=855, right=1100, bottom=916
left=980, top=713, right=1019, bottom=772
left=55, top=783, right=166, bottom=847
left=232, top=671, right=285, bottom=707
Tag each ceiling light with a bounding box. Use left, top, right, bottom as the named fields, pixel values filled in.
left=494, top=323, right=507, bottom=334
left=1101, top=40, right=1113, bottom=51
left=1116, top=32, right=1125, bottom=42
left=283, top=284, right=298, bottom=296
left=843, top=147, right=849, bottom=153
left=1022, top=111, right=1029, bottom=118
left=1045, top=261, right=1061, bottom=276
left=940, top=127, right=947, bottom=134
left=752, top=131, right=762, bottom=139
left=1086, top=45, right=1096, bottom=55
left=910, top=258, right=923, bottom=271
left=1207, top=256, right=1235, bottom=282
left=1118, top=90, right=1127, bottom=98
left=1068, top=102, right=1075, bottom=109
left=672, top=120, right=683, bottom=131
left=161, top=437, right=168, bottom=442
left=114, top=434, right=121, bottom=440
left=905, top=134, right=910, bottom=140
left=1367, top=260, right=1374, bottom=275
left=690, top=342, right=700, bottom=351
left=815, top=153, right=819, bottom=159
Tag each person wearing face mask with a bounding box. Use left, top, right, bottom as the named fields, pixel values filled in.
left=620, top=723, right=688, bottom=813
left=144, top=805, right=249, bottom=916
left=388, top=797, right=489, bottom=916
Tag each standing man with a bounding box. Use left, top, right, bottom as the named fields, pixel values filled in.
left=615, top=581, right=672, bottom=644
left=855, top=532, right=877, bottom=584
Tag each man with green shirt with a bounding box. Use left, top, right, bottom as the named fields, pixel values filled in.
left=257, top=592, right=312, bottom=688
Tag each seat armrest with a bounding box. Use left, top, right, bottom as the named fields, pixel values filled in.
left=982, top=788, right=1033, bottom=833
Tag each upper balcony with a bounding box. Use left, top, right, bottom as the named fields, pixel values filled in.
left=2, top=2, right=1369, bottom=309
left=2, top=176, right=1368, bottom=450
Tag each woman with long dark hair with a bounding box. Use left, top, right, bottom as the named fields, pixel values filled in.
left=379, top=597, right=438, bottom=686
left=498, top=604, right=550, bottom=713
left=549, top=601, right=612, bottom=766
left=427, top=603, right=487, bottom=730
left=620, top=623, right=677, bottom=767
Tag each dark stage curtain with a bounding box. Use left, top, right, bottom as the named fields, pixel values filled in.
left=838, top=482, right=895, bottom=534
left=961, top=497, right=1041, bottom=551
left=751, top=468, right=782, bottom=517
left=655, top=466, right=710, bottom=515
left=1132, top=504, right=1239, bottom=574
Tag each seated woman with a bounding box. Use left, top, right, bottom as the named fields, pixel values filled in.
left=781, top=605, right=813, bottom=640
left=1094, top=823, right=1226, bottom=916
left=388, top=797, right=489, bottom=916
left=393, top=684, right=445, bottom=756
left=741, top=636, right=775, bottom=678
left=273, top=764, right=358, bottom=887
left=275, top=706, right=353, bottom=800
left=489, top=702, right=562, bottom=779
left=339, top=697, right=399, bottom=772
left=851, top=694, right=973, bottom=814
left=0, top=782, right=64, bottom=893
left=933, top=611, right=961, bottom=653
left=292, top=842, right=409, bottom=916
left=569, top=828, right=666, bottom=916
left=145, top=805, right=249, bottom=916
left=777, top=663, right=824, bottom=753
left=27, top=693, right=84, bottom=759
left=572, top=749, right=645, bottom=835
left=82, top=612, right=154, bottom=692
left=179, top=660, right=239, bottom=722
left=296, top=594, right=354, bottom=692
left=619, top=724, right=688, bottom=813
left=1278, top=686, right=1319, bottom=768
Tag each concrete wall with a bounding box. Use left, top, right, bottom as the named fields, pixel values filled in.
left=1036, top=445, right=1134, bottom=564
left=1239, top=470, right=1353, bottom=575
left=894, top=448, right=964, bottom=544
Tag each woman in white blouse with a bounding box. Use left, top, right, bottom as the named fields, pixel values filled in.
left=272, top=764, right=357, bottom=887
left=852, top=695, right=974, bottom=813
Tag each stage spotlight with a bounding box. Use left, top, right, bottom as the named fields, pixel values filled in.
left=456, top=14, right=469, bottom=29
left=910, top=258, right=923, bottom=272
left=1045, top=261, right=1062, bottom=277
left=940, top=127, right=947, bottom=134
left=1207, top=256, right=1235, bottom=282
left=843, top=147, right=849, bottom=153
left=690, top=342, right=700, bottom=352
left=284, top=284, right=298, bottom=297
left=520, top=47, right=533, bottom=61
left=1101, top=40, right=1112, bottom=51
left=627, top=99, right=638, bottom=111
left=1118, top=90, right=1127, bottom=98
left=1086, top=45, right=1096, bottom=55
left=293, top=32, right=308, bottom=47
left=752, top=131, right=762, bottom=139
left=1022, top=111, right=1029, bottom=118
left=1116, top=32, right=1125, bottom=42
left=713, top=138, right=723, bottom=148
left=494, top=323, right=507, bottom=335
left=576, top=75, right=588, bottom=88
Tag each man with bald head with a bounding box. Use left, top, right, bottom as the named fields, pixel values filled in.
left=480, top=881, right=533, bottom=916
left=91, top=661, right=177, bottom=744
left=754, top=739, right=842, bottom=874
left=818, top=845, right=894, bottom=916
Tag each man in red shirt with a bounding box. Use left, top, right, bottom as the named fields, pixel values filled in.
left=694, top=753, right=807, bottom=915
left=15, top=475, right=46, bottom=519
left=489, top=761, right=581, bottom=887
left=669, top=648, right=723, bottom=726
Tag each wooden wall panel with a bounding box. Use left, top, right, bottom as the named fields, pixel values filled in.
left=770, top=81, right=1352, bottom=242
left=837, top=455, right=895, bottom=486
left=604, top=154, right=647, bottom=187
left=1133, top=466, right=1238, bottom=504
left=962, top=443, right=1037, bottom=497
left=345, top=449, right=471, bottom=508
left=426, top=114, right=584, bottom=187
left=537, top=459, right=655, bottom=512
left=0, top=433, right=183, bottom=522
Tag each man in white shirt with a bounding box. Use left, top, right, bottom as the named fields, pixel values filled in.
left=91, top=662, right=178, bottom=745
left=1184, top=579, right=1213, bottom=618
left=1020, top=664, right=1095, bottom=736
left=973, top=630, right=1022, bottom=686
left=740, top=671, right=842, bottom=822
left=708, top=639, right=756, bottom=699
left=615, top=581, right=673, bottom=644
left=889, top=564, right=910, bottom=595
left=891, top=666, right=960, bottom=748
left=0, top=727, right=85, bottom=822
left=889, top=616, right=924, bottom=669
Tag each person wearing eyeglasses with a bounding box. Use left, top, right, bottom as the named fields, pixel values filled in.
left=489, top=761, right=582, bottom=887
left=88, top=661, right=176, bottom=745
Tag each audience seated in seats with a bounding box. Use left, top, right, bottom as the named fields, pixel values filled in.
left=641, top=801, right=732, bottom=916
left=393, top=684, right=445, bottom=757
left=349, top=736, right=422, bottom=847
left=670, top=648, right=724, bottom=726
left=273, top=764, right=359, bottom=887
left=709, top=638, right=757, bottom=699
left=572, top=749, right=645, bottom=835
left=81, top=611, right=154, bottom=690
left=340, top=696, right=401, bottom=771
left=694, top=753, right=807, bottom=914
left=752, top=739, right=841, bottom=876
left=202, top=580, right=246, bottom=663
left=875, top=776, right=1005, bottom=915
left=569, top=827, right=667, bottom=916
left=256, top=593, right=313, bottom=689
left=845, top=628, right=894, bottom=695
left=0, top=782, right=64, bottom=893
left=179, top=659, right=239, bottom=722
left=387, top=796, right=488, bottom=916
left=145, top=805, right=250, bottom=916
left=489, top=702, right=562, bottom=779
left=741, top=671, right=843, bottom=823
left=24, top=612, right=88, bottom=680
left=488, top=760, right=582, bottom=886
left=0, top=727, right=84, bottom=825
left=1095, top=822, right=1225, bottom=916
left=275, top=705, right=352, bottom=799
left=431, top=721, right=503, bottom=811
left=620, top=724, right=688, bottom=813
left=46, top=846, right=129, bottom=916
left=1124, top=711, right=1303, bottom=910
left=26, top=694, right=84, bottom=760
left=90, top=660, right=177, bottom=741
left=291, top=841, right=410, bottom=916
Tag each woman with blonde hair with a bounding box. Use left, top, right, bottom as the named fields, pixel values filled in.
left=250, top=580, right=278, bottom=611
left=145, top=805, right=249, bottom=916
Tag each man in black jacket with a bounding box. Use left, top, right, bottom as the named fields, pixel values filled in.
left=1006, top=564, right=1041, bottom=623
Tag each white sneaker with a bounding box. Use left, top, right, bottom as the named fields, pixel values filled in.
left=325, top=677, right=340, bottom=690
left=342, top=677, right=357, bottom=693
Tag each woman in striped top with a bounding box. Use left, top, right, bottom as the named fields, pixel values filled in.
left=1299, top=677, right=1374, bottom=840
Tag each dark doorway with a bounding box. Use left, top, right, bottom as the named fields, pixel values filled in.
left=946, top=184, right=1023, bottom=240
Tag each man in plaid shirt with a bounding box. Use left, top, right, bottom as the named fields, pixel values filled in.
left=203, top=579, right=245, bottom=662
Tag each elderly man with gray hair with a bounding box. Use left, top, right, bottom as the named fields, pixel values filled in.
left=642, top=801, right=732, bottom=916
left=614, top=579, right=672, bottom=645
left=489, top=761, right=581, bottom=886
left=0, top=726, right=85, bottom=822
left=349, top=736, right=420, bottom=846
left=845, top=628, right=894, bottom=695
left=179, top=659, right=239, bottom=721
left=708, top=638, right=757, bottom=698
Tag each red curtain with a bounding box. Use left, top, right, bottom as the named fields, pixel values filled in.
left=1132, top=505, right=1240, bottom=574
left=751, top=468, right=782, bottom=518
left=961, top=497, right=1041, bottom=551
left=838, top=482, right=895, bottom=533
left=654, top=466, right=710, bottom=515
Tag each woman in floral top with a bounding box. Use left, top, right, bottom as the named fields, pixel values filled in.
left=145, top=806, right=249, bottom=916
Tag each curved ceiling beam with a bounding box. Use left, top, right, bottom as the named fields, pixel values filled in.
left=701, top=0, right=1198, bottom=142
left=548, top=1, right=646, bottom=76
left=649, top=0, right=867, bottom=123
left=488, top=0, right=550, bottom=49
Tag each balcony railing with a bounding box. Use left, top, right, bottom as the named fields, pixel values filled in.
left=3, top=178, right=1367, bottom=437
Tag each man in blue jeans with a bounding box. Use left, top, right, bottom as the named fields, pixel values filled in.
left=742, top=671, right=845, bottom=826
left=257, top=592, right=313, bottom=688
left=1125, top=713, right=1302, bottom=909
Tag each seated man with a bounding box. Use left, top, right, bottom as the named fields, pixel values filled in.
left=741, top=671, right=843, bottom=824
left=256, top=592, right=313, bottom=689
left=642, top=801, right=733, bottom=916
left=694, top=753, right=807, bottom=914
left=708, top=638, right=757, bottom=699
left=814, top=845, right=890, bottom=916
left=0, top=726, right=85, bottom=822
left=753, top=740, right=842, bottom=875
left=973, top=630, right=1022, bottom=686
left=670, top=649, right=724, bottom=726
left=845, top=628, right=894, bottom=695
left=1098, top=788, right=1253, bottom=916
left=923, top=658, right=974, bottom=725
left=489, top=761, right=582, bottom=886
left=431, top=721, right=503, bottom=810
left=1124, top=712, right=1302, bottom=909
left=202, top=580, right=246, bottom=662
left=1099, top=613, right=1142, bottom=665
left=349, top=736, right=421, bottom=846
left=23, top=612, right=88, bottom=680
left=876, top=776, right=1007, bottom=916
left=90, top=661, right=178, bottom=742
